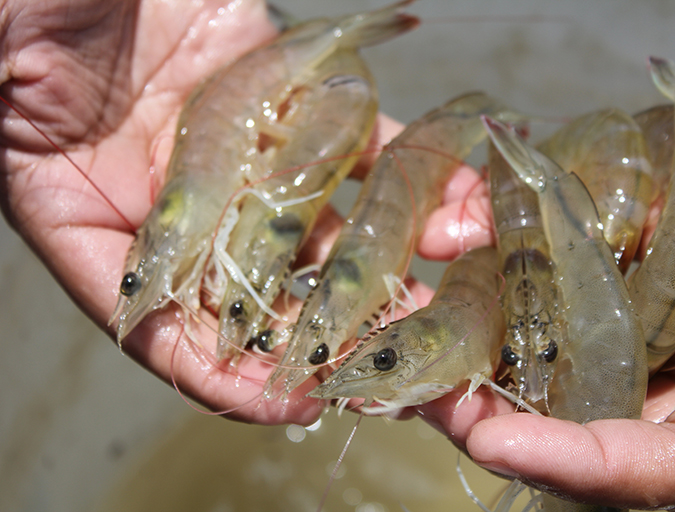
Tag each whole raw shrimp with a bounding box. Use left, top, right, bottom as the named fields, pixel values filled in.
left=214, top=1, right=418, bottom=363
left=309, top=246, right=505, bottom=414
left=537, top=108, right=655, bottom=273
left=488, top=141, right=566, bottom=411
left=265, top=92, right=520, bottom=398
left=485, top=117, right=648, bottom=512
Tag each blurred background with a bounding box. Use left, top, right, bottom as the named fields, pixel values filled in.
left=2, top=1, right=674, bottom=511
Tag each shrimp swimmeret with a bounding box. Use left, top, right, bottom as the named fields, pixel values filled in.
left=308, top=247, right=506, bottom=415
left=109, top=1, right=418, bottom=348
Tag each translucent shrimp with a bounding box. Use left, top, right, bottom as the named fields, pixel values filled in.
left=216, top=2, right=419, bottom=362
left=537, top=108, right=655, bottom=273
left=485, top=117, right=648, bottom=424
left=633, top=104, right=674, bottom=192
left=488, top=141, right=566, bottom=411
left=308, top=246, right=505, bottom=415
left=628, top=57, right=675, bottom=373
left=110, top=1, right=417, bottom=345
left=487, top=117, right=648, bottom=512
left=265, top=92, right=520, bottom=397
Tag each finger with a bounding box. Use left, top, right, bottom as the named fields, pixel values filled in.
left=417, top=164, right=494, bottom=260
left=466, top=414, right=675, bottom=509
left=418, top=194, right=495, bottom=260
left=415, top=386, right=516, bottom=450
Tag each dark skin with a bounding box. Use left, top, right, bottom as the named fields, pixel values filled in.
left=1, top=0, right=674, bottom=508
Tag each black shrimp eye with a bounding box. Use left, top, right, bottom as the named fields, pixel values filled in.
left=229, top=301, right=244, bottom=319
left=308, top=343, right=330, bottom=365
left=541, top=340, right=558, bottom=363
left=256, top=330, right=275, bottom=353
left=501, top=345, right=519, bottom=366
left=373, top=347, right=397, bottom=371
left=120, top=272, right=141, bottom=296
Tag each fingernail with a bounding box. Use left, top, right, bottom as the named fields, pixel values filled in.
left=476, top=460, right=519, bottom=479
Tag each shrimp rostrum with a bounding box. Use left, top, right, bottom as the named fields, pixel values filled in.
left=309, top=247, right=505, bottom=415
left=265, top=92, right=521, bottom=398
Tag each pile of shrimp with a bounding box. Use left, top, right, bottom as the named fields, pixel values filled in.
left=7, top=2, right=675, bottom=511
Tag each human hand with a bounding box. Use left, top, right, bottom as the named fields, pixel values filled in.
left=0, top=0, right=493, bottom=425
left=415, top=199, right=675, bottom=509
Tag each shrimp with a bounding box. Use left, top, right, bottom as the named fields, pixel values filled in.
left=265, top=92, right=520, bottom=397
left=488, top=141, right=566, bottom=411
left=537, top=108, right=655, bottom=273
left=628, top=57, right=675, bottom=374
left=110, top=1, right=418, bottom=346
left=633, top=104, right=674, bottom=193
left=215, top=2, right=419, bottom=362
left=486, top=117, right=648, bottom=512
left=308, top=246, right=505, bottom=414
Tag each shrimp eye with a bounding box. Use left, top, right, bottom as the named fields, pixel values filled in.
left=255, top=330, right=275, bottom=352
left=120, top=272, right=141, bottom=296
left=373, top=348, right=397, bottom=371
left=229, top=301, right=245, bottom=319
left=541, top=340, right=558, bottom=363
left=501, top=345, right=519, bottom=366
left=308, top=343, right=330, bottom=365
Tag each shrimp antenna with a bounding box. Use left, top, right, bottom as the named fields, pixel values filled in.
left=315, top=410, right=365, bottom=512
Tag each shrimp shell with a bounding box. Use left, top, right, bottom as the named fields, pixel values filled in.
left=486, top=117, right=648, bottom=422
left=633, top=104, right=674, bottom=192
left=112, top=1, right=418, bottom=346
left=216, top=2, right=421, bottom=362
